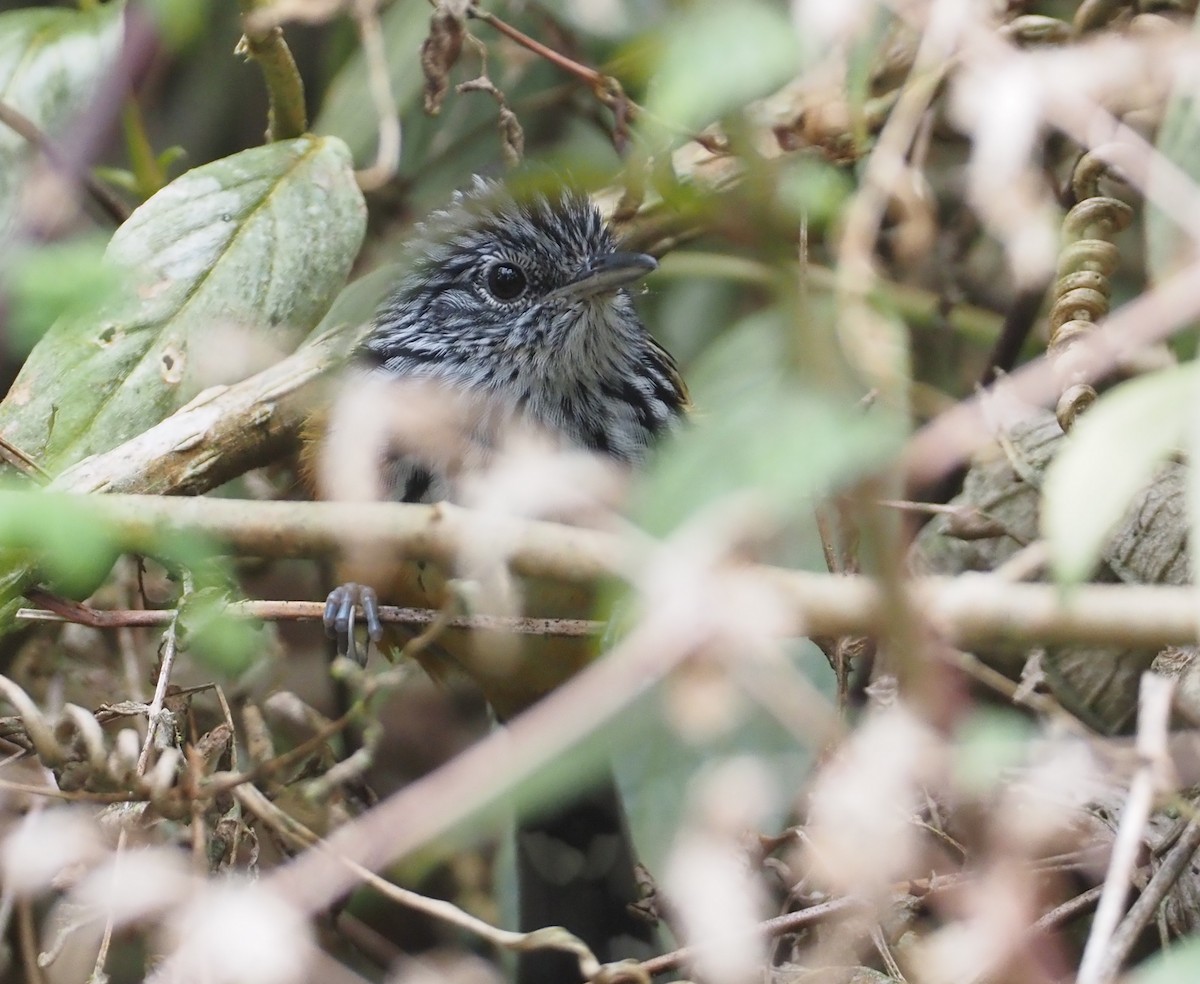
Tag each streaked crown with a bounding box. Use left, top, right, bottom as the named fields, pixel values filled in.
left=363, top=179, right=687, bottom=462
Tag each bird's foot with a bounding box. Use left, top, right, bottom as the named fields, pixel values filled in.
left=323, top=582, right=383, bottom=664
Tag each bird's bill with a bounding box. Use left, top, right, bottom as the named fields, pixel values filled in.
left=550, top=252, right=658, bottom=301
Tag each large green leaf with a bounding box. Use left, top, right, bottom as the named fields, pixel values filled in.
left=1130, top=938, right=1200, bottom=984
left=0, top=1, right=125, bottom=235
left=0, top=135, right=366, bottom=475
left=644, top=0, right=800, bottom=136
left=634, top=310, right=905, bottom=535
left=0, top=135, right=365, bottom=636
left=1042, top=363, right=1199, bottom=584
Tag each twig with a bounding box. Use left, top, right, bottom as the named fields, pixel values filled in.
left=466, top=3, right=603, bottom=89
left=16, top=596, right=601, bottom=637
left=0, top=435, right=50, bottom=484
left=834, top=4, right=953, bottom=403
left=1078, top=674, right=1176, bottom=984
left=17, top=897, right=45, bottom=984
left=0, top=776, right=142, bottom=803
left=870, top=924, right=907, bottom=982
left=352, top=0, right=401, bottom=190
left=49, top=322, right=361, bottom=498
left=237, top=1, right=308, bottom=141
left=135, top=608, right=182, bottom=776
left=204, top=709, right=356, bottom=796
left=0, top=675, right=67, bottom=767
left=639, top=896, right=862, bottom=977
left=651, top=854, right=1105, bottom=979
left=10, top=492, right=1200, bottom=650
left=235, top=784, right=604, bottom=978
left=1094, top=799, right=1200, bottom=982
left=90, top=830, right=124, bottom=981
left=1033, top=884, right=1105, bottom=932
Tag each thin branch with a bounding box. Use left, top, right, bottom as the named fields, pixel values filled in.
left=205, top=710, right=355, bottom=796
left=90, top=830, right=124, bottom=981
left=1078, top=674, right=1176, bottom=984
left=0, top=435, right=50, bottom=484
left=639, top=871, right=992, bottom=977
left=51, top=321, right=359, bottom=497
left=135, top=609, right=182, bottom=776
left=17, top=898, right=45, bottom=984
left=352, top=0, right=402, bottom=190
left=237, top=2, right=308, bottom=141
left=0, top=775, right=142, bottom=803
left=639, top=895, right=860, bottom=977
left=466, top=4, right=604, bottom=89
left=6, top=491, right=1200, bottom=650
left=1095, top=799, right=1200, bottom=982
left=16, top=596, right=600, bottom=637
left=1033, top=885, right=1105, bottom=932
left=235, top=784, right=604, bottom=978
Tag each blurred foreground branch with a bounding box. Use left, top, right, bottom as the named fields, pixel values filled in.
left=52, top=323, right=357, bottom=496
left=4, top=490, right=1200, bottom=650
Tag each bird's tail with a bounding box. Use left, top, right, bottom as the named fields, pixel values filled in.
left=515, top=768, right=659, bottom=984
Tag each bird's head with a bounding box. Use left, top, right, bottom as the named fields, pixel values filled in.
left=365, top=179, right=656, bottom=376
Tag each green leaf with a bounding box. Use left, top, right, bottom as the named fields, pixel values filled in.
left=952, top=709, right=1036, bottom=796
left=0, top=492, right=119, bottom=598
left=1042, top=363, right=1200, bottom=584
left=301, top=261, right=403, bottom=347
left=3, top=235, right=120, bottom=354
left=635, top=311, right=905, bottom=535
left=177, top=587, right=261, bottom=677
left=0, top=135, right=366, bottom=475
left=776, top=157, right=855, bottom=229
left=1129, top=938, right=1200, bottom=984
left=0, top=1, right=125, bottom=235
left=644, top=0, right=800, bottom=135
left=140, top=0, right=210, bottom=50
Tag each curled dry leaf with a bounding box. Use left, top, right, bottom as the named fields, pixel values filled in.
left=421, top=1, right=468, bottom=115
left=498, top=104, right=525, bottom=167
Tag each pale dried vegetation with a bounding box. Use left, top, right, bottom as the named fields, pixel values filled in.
left=4, top=1, right=1200, bottom=984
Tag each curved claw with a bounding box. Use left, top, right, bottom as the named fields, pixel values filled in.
left=323, top=583, right=383, bottom=664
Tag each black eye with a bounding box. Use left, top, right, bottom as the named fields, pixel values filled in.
left=486, top=262, right=527, bottom=301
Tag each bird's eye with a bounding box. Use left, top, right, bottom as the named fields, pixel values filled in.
left=485, top=262, right=527, bottom=302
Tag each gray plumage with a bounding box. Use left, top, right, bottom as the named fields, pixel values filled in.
left=329, top=180, right=685, bottom=984
left=362, top=179, right=686, bottom=463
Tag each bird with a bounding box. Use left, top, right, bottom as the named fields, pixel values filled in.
left=313, top=178, right=688, bottom=983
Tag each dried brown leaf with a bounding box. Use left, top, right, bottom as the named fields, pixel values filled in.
left=421, top=4, right=467, bottom=115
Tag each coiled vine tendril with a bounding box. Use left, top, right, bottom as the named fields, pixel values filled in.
left=1048, top=150, right=1133, bottom=431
